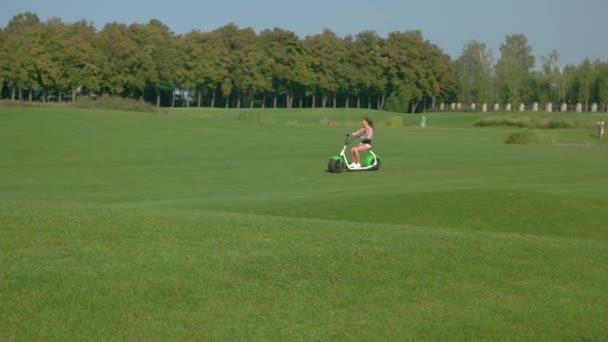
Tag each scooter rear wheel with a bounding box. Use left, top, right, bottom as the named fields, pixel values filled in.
left=327, top=158, right=344, bottom=173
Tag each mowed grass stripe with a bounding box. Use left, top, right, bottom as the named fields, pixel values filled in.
left=1, top=202, right=606, bottom=340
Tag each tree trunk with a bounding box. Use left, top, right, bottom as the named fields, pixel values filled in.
left=273, top=95, right=277, bottom=109
left=197, top=91, right=202, bottom=107
left=345, top=96, right=350, bottom=108
left=29, top=90, right=32, bottom=102
left=312, top=95, right=316, bottom=108
left=236, top=96, right=241, bottom=109
left=357, top=95, right=361, bottom=109
left=287, top=94, right=294, bottom=109
left=333, top=95, right=336, bottom=108
left=250, top=97, right=254, bottom=108
left=11, top=87, right=16, bottom=100
left=211, top=91, right=216, bottom=108
left=225, top=95, right=229, bottom=108
left=299, top=96, right=303, bottom=108
left=368, top=95, right=371, bottom=109
left=322, top=94, right=327, bottom=108
left=72, top=88, right=77, bottom=103
left=157, top=92, right=161, bottom=107
left=171, top=93, right=175, bottom=107
left=41, top=90, right=46, bottom=103
left=262, top=94, right=266, bottom=109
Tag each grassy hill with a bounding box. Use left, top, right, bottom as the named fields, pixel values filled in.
left=1, top=106, right=607, bottom=340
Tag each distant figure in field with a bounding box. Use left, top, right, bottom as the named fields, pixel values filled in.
left=597, top=118, right=605, bottom=139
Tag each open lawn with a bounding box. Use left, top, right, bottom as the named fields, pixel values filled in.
left=1, top=106, right=607, bottom=340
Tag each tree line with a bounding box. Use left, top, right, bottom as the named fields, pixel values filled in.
left=1, top=12, right=607, bottom=111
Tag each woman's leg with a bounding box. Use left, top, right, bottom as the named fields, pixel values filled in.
left=353, top=144, right=370, bottom=165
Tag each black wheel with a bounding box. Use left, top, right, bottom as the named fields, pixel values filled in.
left=327, top=158, right=344, bottom=173
left=371, top=157, right=381, bottom=171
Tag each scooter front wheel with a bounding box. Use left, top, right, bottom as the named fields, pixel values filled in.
left=327, top=158, right=345, bottom=173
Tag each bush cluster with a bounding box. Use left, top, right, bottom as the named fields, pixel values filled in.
left=74, top=95, right=167, bottom=113
left=474, top=116, right=590, bottom=129
left=505, top=129, right=555, bottom=144
left=236, top=111, right=262, bottom=122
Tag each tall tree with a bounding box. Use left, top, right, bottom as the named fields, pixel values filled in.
left=61, top=20, right=99, bottom=101
left=340, top=35, right=360, bottom=108
left=384, top=30, right=444, bottom=112
left=574, top=58, right=596, bottom=111
left=179, top=30, right=218, bottom=107
left=212, top=23, right=253, bottom=108
left=221, top=25, right=264, bottom=108
left=259, top=28, right=312, bottom=108
left=422, top=42, right=454, bottom=111
left=34, top=18, right=67, bottom=102
left=349, top=31, right=388, bottom=109
left=129, top=19, right=179, bottom=107
left=304, top=29, right=346, bottom=108
left=94, top=22, right=138, bottom=96
left=455, top=41, right=494, bottom=105
left=495, top=34, right=535, bottom=105
left=595, top=62, right=608, bottom=111
left=0, top=28, right=5, bottom=99
left=1, top=13, right=42, bottom=100
left=535, top=50, right=568, bottom=105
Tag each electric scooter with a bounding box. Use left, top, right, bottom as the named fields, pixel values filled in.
left=327, top=133, right=381, bottom=173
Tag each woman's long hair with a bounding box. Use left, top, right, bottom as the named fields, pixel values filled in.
left=363, top=117, right=374, bottom=128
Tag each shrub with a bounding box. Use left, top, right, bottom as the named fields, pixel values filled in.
left=505, top=129, right=555, bottom=145
left=378, top=115, right=408, bottom=127
left=74, top=95, right=166, bottom=113
left=474, top=116, right=528, bottom=128
left=383, top=92, right=411, bottom=113
left=236, top=111, right=261, bottom=122
left=545, top=119, right=570, bottom=129
left=475, top=115, right=587, bottom=129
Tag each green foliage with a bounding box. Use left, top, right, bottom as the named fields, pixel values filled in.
left=235, top=110, right=262, bottom=122
left=504, top=129, right=555, bottom=144
left=474, top=114, right=593, bottom=129
left=378, top=115, right=409, bottom=127
left=383, top=92, right=410, bottom=113
left=495, top=34, right=535, bottom=104
left=2, top=12, right=608, bottom=112
left=74, top=95, right=166, bottom=113
left=474, top=116, right=529, bottom=128
left=455, top=41, right=494, bottom=104
left=545, top=118, right=570, bottom=129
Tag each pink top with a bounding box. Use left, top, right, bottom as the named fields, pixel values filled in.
left=352, top=126, right=373, bottom=140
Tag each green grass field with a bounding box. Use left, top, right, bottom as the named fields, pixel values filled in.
left=1, top=106, right=607, bottom=340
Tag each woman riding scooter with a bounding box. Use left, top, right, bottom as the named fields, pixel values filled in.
left=348, top=117, right=374, bottom=168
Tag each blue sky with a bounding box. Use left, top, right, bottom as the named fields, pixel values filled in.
left=2, top=0, right=606, bottom=66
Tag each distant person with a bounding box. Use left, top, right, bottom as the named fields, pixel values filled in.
left=597, top=118, right=605, bottom=139
left=349, top=117, right=374, bottom=168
